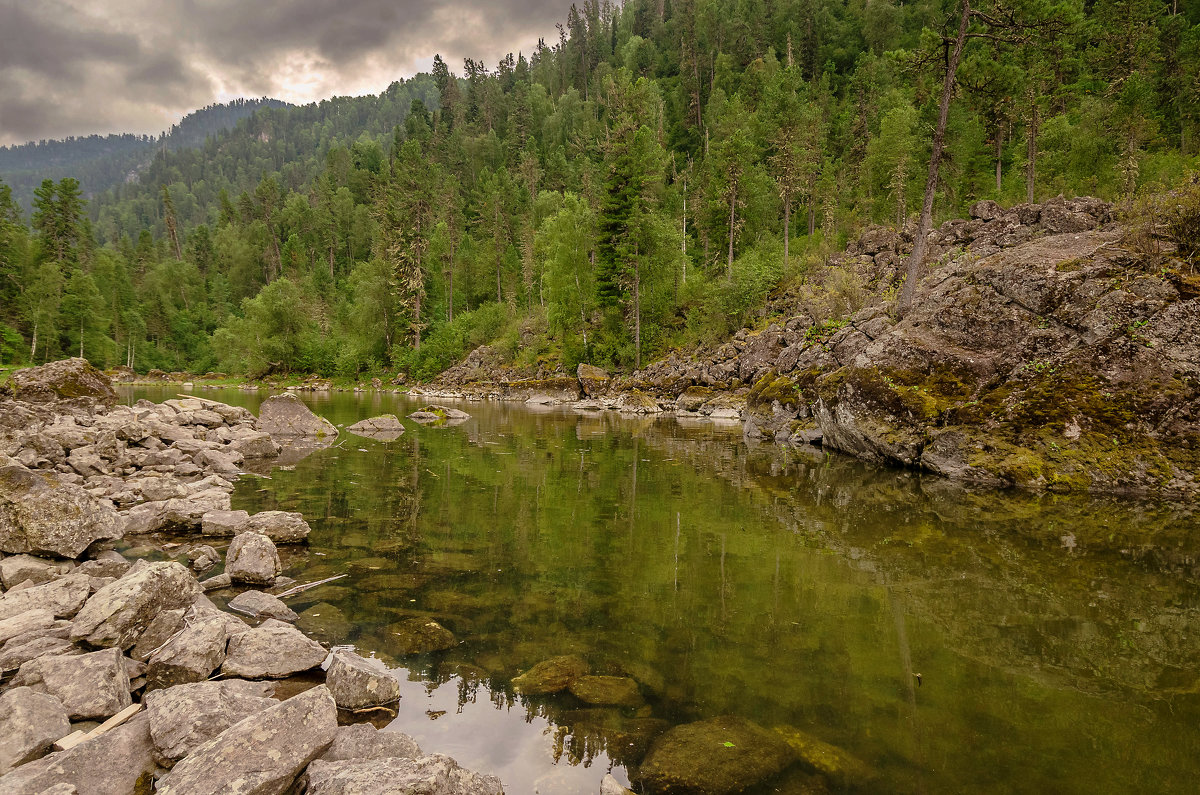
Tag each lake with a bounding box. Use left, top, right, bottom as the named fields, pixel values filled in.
left=123, top=386, right=1200, bottom=794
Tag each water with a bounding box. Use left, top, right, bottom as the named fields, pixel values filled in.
left=124, top=386, right=1200, bottom=793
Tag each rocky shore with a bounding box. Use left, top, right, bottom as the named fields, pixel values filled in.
left=0, top=359, right=505, bottom=794
left=415, top=196, right=1200, bottom=496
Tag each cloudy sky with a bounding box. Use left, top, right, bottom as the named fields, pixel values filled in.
left=0, top=0, right=566, bottom=147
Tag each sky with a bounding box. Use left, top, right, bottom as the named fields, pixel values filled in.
left=0, top=0, right=567, bottom=147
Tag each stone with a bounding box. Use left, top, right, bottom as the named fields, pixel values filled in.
left=145, top=615, right=231, bottom=689
left=13, top=648, right=132, bottom=720
left=0, top=713, right=157, bottom=795
left=407, top=405, right=471, bottom=425
left=346, top=415, right=406, bottom=441
left=200, top=508, right=250, bottom=536
left=305, top=755, right=504, bottom=795
left=772, top=726, right=873, bottom=789
left=0, top=554, right=66, bottom=589
left=244, top=510, right=312, bottom=543
left=0, top=465, right=123, bottom=558
left=385, top=617, right=457, bottom=656
left=10, top=358, right=119, bottom=406
left=188, top=544, right=220, bottom=572
left=0, top=687, right=71, bottom=775
left=297, top=602, right=353, bottom=642
left=567, top=675, right=644, bottom=707
left=70, top=561, right=200, bottom=650
left=318, top=724, right=421, bottom=762
left=258, top=393, right=339, bottom=439
left=326, top=650, right=401, bottom=710
left=0, top=574, right=92, bottom=621
left=155, top=685, right=337, bottom=795
left=0, top=635, right=77, bottom=673
left=577, top=363, right=611, bottom=397
left=601, top=774, right=636, bottom=795
left=511, top=654, right=588, bottom=695
left=227, top=589, right=298, bottom=621
left=0, top=608, right=58, bottom=644
left=199, top=572, right=233, bottom=592
left=225, top=531, right=281, bottom=585
left=638, top=716, right=796, bottom=795
left=221, top=618, right=327, bottom=678
left=230, top=430, right=282, bottom=458
left=145, top=679, right=277, bottom=764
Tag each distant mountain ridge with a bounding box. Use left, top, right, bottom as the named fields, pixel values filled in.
left=0, top=98, right=292, bottom=212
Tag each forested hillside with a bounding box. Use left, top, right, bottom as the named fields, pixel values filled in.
left=0, top=99, right=291, bottom=214
left=0, top=0, right=1197, bottom=380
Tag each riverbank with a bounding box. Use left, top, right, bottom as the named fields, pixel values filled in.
left=0, top=358, right=507, bottom=794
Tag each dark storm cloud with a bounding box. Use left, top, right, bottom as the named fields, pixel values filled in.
left=0, top=0, right=567, bottom=147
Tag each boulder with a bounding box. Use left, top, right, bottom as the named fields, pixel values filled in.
left=407, top=406, right=471, bottom=426
left=10, top=358, right=119, bottom=406
left=346, top=415, right=406, bottom=441
left=577, top=363, right=611, bottom=397
left=0, top=554, right=66, bottom=589
left=0, top=713, right=157, bottom=795
left=0, top=634, right=78, bottom=673
left=326, top=650, right=401, bottom=710
left=155, top=685, right=337, bottom=795
left=772, top=725, right=873, bottom=789
left=244, top=510, right=312, bottom=543
left=0, top=687, right=71, bottom=775
left=257, top=394, right=338, bottom=439
left=318, top=724, right=421, bottom=762
left=145, top=679, right=276, bottom=764
left=511, top=654, right=588, bottom=695
left=225, top=531, right=282, bottom=585
left=0, top=608, right=59, bottom=644
left=229, top=430, right=282, bottom=458
left=70, top=561, right=200, bottom=650
left=13, top=648, right=132, bottom=720
left=0, top=574, right=91, bottom=621
left=567, top=675, right=644, bottom=707
left=304, top=755, right=503, bottom=795
left=601, top=774, right=636, bottom=795
left=297, top=602, right=353, bottom=642
left=386, top=617, right=457, bottom=655
left=200, top=508, right=250, bottom=536
left=0, top=465, right=123, bottom=558
left=638, top=716, right=796, bottom=795
left=188, top=544, right=220, bottom=572
left=227, top=590, right=298, bottom=622
left=145, top=615, right=231, bottom=689
left=221, top=618, right=327, bottom=678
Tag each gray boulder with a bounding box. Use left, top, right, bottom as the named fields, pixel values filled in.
left=304, top=755, right=504, bottom=795
left=145, top=679, right=276, bottom=764
left=346, top=415, right=405, bottom=441
left=0, top=554, right=67, bottom=589
left=13, top=648, right=132, bottom=720
left=326, top=650, right=401, bottom=710
left=0, top=608, right=58, bottom=644
left=145, top=615, right=231, bottom=689
left=226, top=590, right=298, bottom=621
left=318, top=724, right=421, bottom=762
left=221, top=619, right=326, bottom=679
left=0, top=574, right=92, bottom=621
left=0, top=713, right=156, bottom=795
left=229, top=430, right=282, bottom=458
left=200, top=508, right=250, bottom=536
left=155, top=685, right=337, bottom=795
left=258, top=394, right=338, bottom=439
left=244, top=510, right=312, bottom=543
left=10, top=358, right=119, bottom=406
left=70, top=561, right=200, bottom=649
left=0, top=634, right=78, bottom=673
left=638, top=716, right=796, bottom=795
left=226, top=531, right=281, bottom=585
left=0, top=465, right=122, bottom=558
left=0, top=687, right=71, bottom=775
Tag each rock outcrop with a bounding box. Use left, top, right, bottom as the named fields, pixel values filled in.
left=10, top=358, right=119, bottom=406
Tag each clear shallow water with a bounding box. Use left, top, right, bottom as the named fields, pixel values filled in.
left=126, top=387, right=1200, bottom=793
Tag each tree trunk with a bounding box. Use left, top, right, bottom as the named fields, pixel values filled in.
left=30, top=319, right=37, bottom=362
left=995, top=129, right=1004, bottom=193
left=783, top=195, right=791, bottom=271
left=1026, top=96, right=1038, bottom=204
left=897, top=0, right=971, bottom=316
left=727, top=181, right=737, bottom=280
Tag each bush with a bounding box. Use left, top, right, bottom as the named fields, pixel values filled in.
left=1163, top=176, right=1200, bottom=264
left=0, top=324, right=27, bottom=366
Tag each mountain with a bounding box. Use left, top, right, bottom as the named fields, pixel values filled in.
left=0, top=98, right=292, bottom=213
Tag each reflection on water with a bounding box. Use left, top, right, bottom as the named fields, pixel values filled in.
left=126, top=387, right=1200, bottom=794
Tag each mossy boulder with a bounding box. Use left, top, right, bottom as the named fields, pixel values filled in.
left=567, top=675, right=644, bottom=708
left=297, top=602, right=353, bottom=643
left=385, top=617, right=456, bottom=655
left=771, top=726, right=873, bottom=789
left=11, top=358, right=119, bottom=406
left=511, top=654, right=588, bottom=695
left=638, top=715, right=796, bottom=795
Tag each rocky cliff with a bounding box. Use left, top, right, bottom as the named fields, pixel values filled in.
left=428, top=196, right=1200, bottom=495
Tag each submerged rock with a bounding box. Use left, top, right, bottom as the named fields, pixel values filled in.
left=567, top=675, right=644, bottom=708
left=258, top=393, right=338, bottom=439
left=385, top=617, right=457, bottom=655
left=221, top=618, right=326, bottom=678
left=297, top=602, right=353, bottom=642
left=347, top=414, right=406, bottom=441
left=511, top=654, right=588, bottom=695
left=0, top=465, right=123, bottom=558
left=156, top=685, right=337, bottom=795
left=772, top=726, right=872, bottom=788
left=326, top=650, right=401, bottom=710
left=0, top=686, right=71, bottom=775
left=304, top=754, right=503, bottom=795
left=639, top=715, right=796, bottom=795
